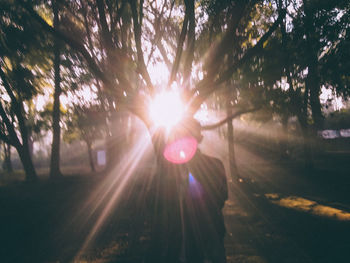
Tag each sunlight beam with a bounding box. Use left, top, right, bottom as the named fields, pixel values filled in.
left=149, top=90, right=185, bottom=130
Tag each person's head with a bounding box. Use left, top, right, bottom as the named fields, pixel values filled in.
left=162, top=116, right=203, bottom=164
left=168, top=116, right=203, bottom=144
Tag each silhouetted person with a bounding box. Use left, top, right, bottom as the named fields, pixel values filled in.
left=146, top=128, right=184, bottom=263
left=146, top=118, right=228, bottom=263
left=181, top=118, right=228, bottom=263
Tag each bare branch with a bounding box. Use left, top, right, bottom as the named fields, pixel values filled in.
left=157, top=41, right=172, bottom=70
left=204, top=2, right=248, bottom=80
left=183, top=0, right=195, bottom=90
left=168, top=3, right=190, bottom=87
left=96, top=0, right=115, bottom=49
left=189, top=11, right=286, bottom=114
left=19, top=0, right=110, bottom=86
left=0, top=65, right=29, bottom=147
left=0, top=130, right=12, bottom=146
left=146, top=0, right=173, bottom=66
left=130, top=0, right=154, bottom=94
left=111, top=0, right=127, bottom=35
left=217, top=11, right=286, bottom=85
left=80, top=0, right=97, bottom=60
left=0, top=100, right=20, bottom=148
left=201, top=106, right=260, bottom=130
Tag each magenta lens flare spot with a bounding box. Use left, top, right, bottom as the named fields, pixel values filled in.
left=163, top=137, right=198, bottom=164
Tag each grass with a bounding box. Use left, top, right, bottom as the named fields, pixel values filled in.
left=0, top=158, right=350, bottom=263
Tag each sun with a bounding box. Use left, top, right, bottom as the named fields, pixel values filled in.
left=149, top=90, right=185, bottom=129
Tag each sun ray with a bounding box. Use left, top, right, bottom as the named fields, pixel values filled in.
left=149, top=90, right=185, bottom=130
left=74, top=132, right=154, bottom=260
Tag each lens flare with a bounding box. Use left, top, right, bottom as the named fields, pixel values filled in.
left=163, top=136, right=198, bottom=164
left=149, top=90, right=185, bottom=129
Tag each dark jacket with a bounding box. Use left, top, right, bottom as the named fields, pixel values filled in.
left=184, top=151, right=228, bottom=261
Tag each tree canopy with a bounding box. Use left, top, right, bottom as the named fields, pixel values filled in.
left=0, top=0, right=349, bottom=178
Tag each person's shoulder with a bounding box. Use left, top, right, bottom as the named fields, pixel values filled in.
left=199, top=153, right=225, bottom=172
left=200, top=152, right=222, bottom=163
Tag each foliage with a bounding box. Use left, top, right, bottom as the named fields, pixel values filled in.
left=0, top=0, right=349, bottom=175
left=63, top=104, right=106, bottom=146
left=324, top=108, right=350, bottom=129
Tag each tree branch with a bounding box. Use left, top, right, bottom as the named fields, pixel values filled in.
left=201, top=106, right=260, bottom=130
left=112, top=0, right=127, bottom=35
left=189, top=11, right=286, bottom=114
left=183, top=0, right=195, bottom=90
left=168, top=3, right=189, bottom=87
left=130, top=0, right=154, bottom=94
left=96, top=0, right=115, bottom=49
left=0, top=100, right=21, bottom=148
left=0, top=130, right=12, bottom=146
left=0, top=65, right=29, bottom=147
left=80, top=0, right=97, bottom=61
left=19, top=0, right=110, bottom=86
left=217, top=11, right=286, bottom=85
left=204, top=1, right=247, bottom=80
left=157, top=41, right=172, bottom=70
left=146, top=0, right=172, bottom=66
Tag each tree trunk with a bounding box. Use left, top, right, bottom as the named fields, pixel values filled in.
left=303, top=0, right=323, bottom=162
left=279, top=115, right=289, bottom=159
left=297, top=109, right=314, bottom=170
left=3, top=142, right=13, bottom=173
left=226, top=88, right=239, bottom=181
left=17, top=145, right=37, bottom=181
left=105, top=112, right=121, bottom=171
left=183, top=0, right=195, bottom=90
left=307, top=60, right=323, bottom=130
left=28, top=133, right=34, bottom=158
left=86, top=141, right=95, bottom=172
left=50, top=0, right=62, bottom=179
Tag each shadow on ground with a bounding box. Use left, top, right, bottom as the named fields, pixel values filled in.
left=1, top=157, right=350, bottom=263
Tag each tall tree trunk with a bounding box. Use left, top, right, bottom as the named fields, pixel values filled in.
left=17, top=145, right=37, bottom=181
left=183, top=0, right=195, bottom=90
left=299, top=122, right=314, bottom=170
left=297, top=87, right=314, bottom=170
left=86, top=141, right=95, bottom=172
left=50, top=0, right=62, bottom=179
left=28, top=132, right=34, bottom=158
left=3, top=142, right=13, bottom=173
left=303, top=1, right=322, bottom=168
left=306, top=60, right=322, bottom=165
left=105, top=110, right=121, bottom=171
left=279, top=115, right=289, bottom=159
left=226, top=88, right=239, bottom=181
left=307, top=60, right=323, bottom=130
left=279, top=2, right=315, bottom=169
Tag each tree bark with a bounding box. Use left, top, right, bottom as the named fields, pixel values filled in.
left=307, top=58, right=323, bottom=130
left=86, top=141, right=95, bottom=172
left=279, top=115, right=289, bottom=159
left=183, top=0, right=195, bottom=90
left=279, top=1, right=314, bottom=168
left=226, top=88, right=239, bottom=181
left=0, top=62, right=38, bottom=181
left=296, top=86, right=314, bottom=170
left=302, top=1, right=322, bottom=168
left=50, top=0, right=63, bottom=179
left=17, top=145, right=37, bottom=181
left=3, top=142, right=13, bottom=173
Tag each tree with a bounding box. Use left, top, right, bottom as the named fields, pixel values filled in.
left=234, top=0, right=350, bottom=166
left=11, top=0, right=290, bottom=186
left=0, top=140, right=13, bottom=173
left=63, top=105, right=106, bottom=172
left=0, top=2, right=53, bottom=181
left=50, top=0, right=63, bottom=179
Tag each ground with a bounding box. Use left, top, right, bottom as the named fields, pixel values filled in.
left=0, top=138, right=349, bottom=263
